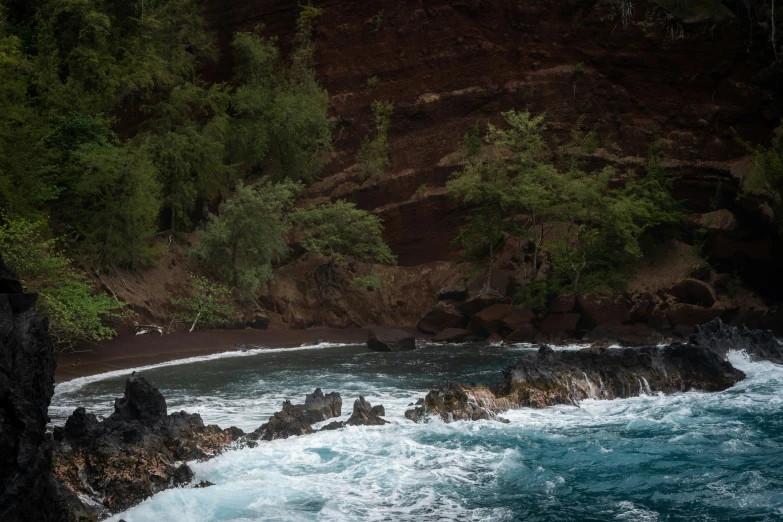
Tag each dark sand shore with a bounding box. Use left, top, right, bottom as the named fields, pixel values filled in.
left=55, top=328, right=375, bottom=383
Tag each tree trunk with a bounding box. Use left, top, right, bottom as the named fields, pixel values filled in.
left=189, top=311, right=202, bottom=333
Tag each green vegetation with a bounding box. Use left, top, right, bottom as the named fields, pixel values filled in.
left=192, top=181, right=300, bottom=294
left=0, top=1, right=368, bottom=338
left=0, top=216, right=122, bottom=350
left=738, top=124, right=783, bottom=235
left=447, top=111, right=682, bottom=300
left=351, top=275, right=382, bottom=292
left=372, top=9, right=384, bottom=33
left=290, top=201, right=396, bottom=266
left=463, top=121, right=483, bottom=159
left=366, top=75, right=380, bottom=88
left=416, top=184, right=430, bottom=197
left=356, top=100, right=394, bottom=180
left=172, top=274, right=235, bottom=332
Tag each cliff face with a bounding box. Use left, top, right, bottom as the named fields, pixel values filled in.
left=204, top=0, right=780, bottom=265
left=0, top=257, right=93, bottom=521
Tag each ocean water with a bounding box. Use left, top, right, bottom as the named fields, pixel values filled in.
left=51, top=343, right=783, bottom=522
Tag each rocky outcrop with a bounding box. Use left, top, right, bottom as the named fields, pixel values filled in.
left=52, top=373, right=244, bottom=514
left=0, top=255, right=94, bottom=522
left=367, top=327, right=416, bottom=352
left=499, top=344, right=743, bottom=408
left=691, top=318, right=783, bottom=364
left=250, top=388, right=342, bottom=440
left=668, top=279, right=718, bottom=307
left=416, top=301, right=466, bottom=334
left=346, top=397, right=388, bottom=426
left=404, top=382, right=507, bottom=424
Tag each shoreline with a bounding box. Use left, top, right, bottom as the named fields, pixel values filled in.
left=55, top=328, right=380, bottom=383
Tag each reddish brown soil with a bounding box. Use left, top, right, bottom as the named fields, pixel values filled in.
left=55, top=328, right=374, bottom=382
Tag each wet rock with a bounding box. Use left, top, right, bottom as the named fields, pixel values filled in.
left=432, top=328, right=472, bottom=342
left=668, top=279, right=717, bottom=307
left=691, top=318, right=783, bottom=363
left=499, top=344, right=743, bottom=408
left=0, top=255, right=95, bottom=521
left=368, top=327, right=416, bottom=352
left=53, top=373, right=245, bottom=513
left=437, top=286, right=468, bottom=302
left=577, top=293, right=633, bottom=327
left=346, top=397, right=388, bottom=426
left=195, top=481, right=215, bottom=489
left=404, top=382, right=506, bottom=424
left=417, top=302, right=466, bottom=334
left=251, top=389, right=342, bottom=441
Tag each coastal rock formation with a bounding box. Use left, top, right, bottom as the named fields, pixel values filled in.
left=406, top=319, right=780, bottom=422
left=251, top=388, right=343, bottom=440
left=0, top=255, right=94, bottom=522
left=404, top=382, right=507, bottom=424
left=691, top=318, right=783, bottom=364
left=346, top=397, right=388, bottom=426
left=367, top=327, right=416, bottom=352
left=53, top=373, right=244, bottom=514
left=499, top=344, right=743, bottom=408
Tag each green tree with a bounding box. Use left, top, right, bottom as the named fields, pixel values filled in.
left=462, top=120, right=483, bottom=159
left=230, top=9, right=331, bottom=182
left=290, top=200, right=396, bottom=266
left=356, top=100, right=393, bottom=180
left=172, top=274, right=235, bottom=332
left=738, top=124, right=783, bottom=234
left=192, top=180, right=301, bottom=293
left=0, top=215, right=122, bottom=349
left=446, top=157, right=515, bottom=294
left=62, top=139, right=162, bottom=269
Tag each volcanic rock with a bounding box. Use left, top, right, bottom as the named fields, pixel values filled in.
left=538, top=313, right=581, bottom=336
left=666, top=303, right=721, bottom=326
left=404, top=382, right=506, bottom=424
left=0, top=255, right=95, bottom=521
left=548, top=295, right=576, bottom=313
left=585, top=321, right=664, bottom=347
left=668, top=279, right=717, bottom=307
left=53, top=373, right=245, bottom=513
left=458, top=295, right=499, bottom=317
left=252, top=388, right=342, bottom=440
left=437, top=286, right=468, bottom=302
left=367, top=327, right=416, bottom=352
left=499, top=344, right=743, bottom=408
left=691, top=318, right=783, bottom=363
left=577, top=293, right=633, bottom=327
left=470, top=303, right=515, bottom=335
left=432, top=328, right=472, bottom=342
left=417, top=302, right=466, bottom=334
left=346, top=397, right=388, bottom=426
left=504, top=323, right=538, bottom=344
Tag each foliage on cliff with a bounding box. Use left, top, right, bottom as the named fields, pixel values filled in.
left=447, top=110, right=683, bottom=297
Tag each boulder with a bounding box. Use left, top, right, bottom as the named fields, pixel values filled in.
left=666, top=303, right=721, bottom=326
left=458, top=295, right=499, bottom=317
left=585, top=321, right=664, bottom=347
left=504, top=323, right=538, bottom=344
left=346, top=397, right=388, bottom=426
left=688, top=263, right=712, bottom=281
left=432, top=328, right=471, bottom=342
left=437, top=286, right=468, bottom=302
left=502, top=309, right=535, bottom=331
left=417, top=302, right=466, bottom=334
left=577, top=293, right=633, bottom=327
left=538, top=313, right=581, bottom=336
left=368, top=327, right=417, bottom=352
left=668, top=279, right=717, bottom=307
left=470, top=303, right=514, bottom=334
left=548, top=295, right=576, bottom=313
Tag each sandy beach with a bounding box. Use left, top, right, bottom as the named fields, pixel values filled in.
left=55, top=328, right=378, bottom=383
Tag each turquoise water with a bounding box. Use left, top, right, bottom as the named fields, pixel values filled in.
left=52, top=343, right=783, bottom=521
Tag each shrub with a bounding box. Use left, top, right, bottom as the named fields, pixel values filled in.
left=172, top=274, right=235, bottom=332
left=356, top=100, right=394, bottom=180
